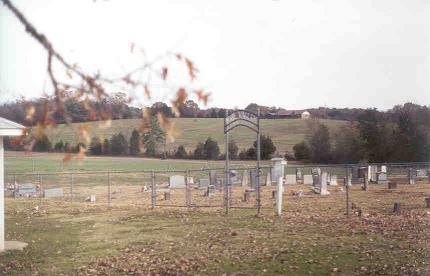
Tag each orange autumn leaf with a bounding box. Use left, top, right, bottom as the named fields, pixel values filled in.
left=144, top=85, right=151, bottom=99
left=63, top=153, right=73, bottom=164
left=194, top=90, right=211, bottom=105
left=185, top=58, right=198, bottom=80
left=171, top=87, right=188, bottom=117
left=78, top=124, right=91, bottom=145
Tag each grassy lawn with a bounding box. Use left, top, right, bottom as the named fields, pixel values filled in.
left=40, top=118, right=348, bottom=153
left=4, top=151, right=274, bottom=174
left=1, top=183, right=430, bottom=275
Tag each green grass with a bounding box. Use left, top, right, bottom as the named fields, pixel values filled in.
left=4, top=151, right=273, bottom=174
left=41, top=118, right=348, bottom=153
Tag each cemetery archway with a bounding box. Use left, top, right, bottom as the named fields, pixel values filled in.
left=224, top=110, right=261, bottom=214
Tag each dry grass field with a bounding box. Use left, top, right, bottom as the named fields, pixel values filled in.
left=1, top=179, right=430, bottom=275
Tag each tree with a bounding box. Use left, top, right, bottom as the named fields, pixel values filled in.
left=228, top=139, right=239, bottom=160
left=307, top=123, right=332, bottom=163
left=54, top=140, right=65, bottom=152
left=256, top=135, right=276, bottom=160
left=175, top=145, right=187, bottom=159
left=89, top=137, right=103, bottom=155
left=203, top=137, right=220, bottom=160
left=179, top=100, right=200, bottom=118
left=33, top=134, right=52, bottom=152
left=102, top=138, right=111, bottom=155
left=293, top=141, right=310, bottom=160
left=110, top=133, right=128, bottom=155
left=193, top=142, right=205, bottom=159
left=331, top=124, right=366, bottom=163
left=129, top=129, right=141, bottom=156
left=142, top=117, right=166, bottom=157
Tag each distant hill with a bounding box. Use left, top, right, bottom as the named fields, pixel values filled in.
left=43, top=118, right=348, bottom=154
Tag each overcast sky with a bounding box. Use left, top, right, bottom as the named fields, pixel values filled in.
left=0, top=0, right=429, bottom=110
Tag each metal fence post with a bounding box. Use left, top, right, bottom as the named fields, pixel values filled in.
left=185, top=170, right=190, bottom=208
left=39, top=174, right=43, bottom=204
left=344, top=176, right=349, bottom=217
left=107, top=170, right=111, bottom=208
left=151, top=170, right=156, bottom=209
left=13, top=174, right=16, bottom=199
left=70, top=173, right=74, bottom=204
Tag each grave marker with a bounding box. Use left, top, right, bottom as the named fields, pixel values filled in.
left=44, top=188, right=64, bottom=198
left=169, top=175, right=185, bottom=188
left=285, top=174, right=296, bottom=185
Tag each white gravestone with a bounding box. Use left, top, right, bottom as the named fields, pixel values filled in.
left=303, top=175, right=313, bottom=185
left=265, top=172, right=271, bottom=186
left=285, top=174, right=296, bottom=185
left=271, top=157, right=286, bottom=182
left=329, top=175, right=338, bottom=186
left=380, top=165, right=387, bottom=173
left=169, top=175, right=186, bottom=188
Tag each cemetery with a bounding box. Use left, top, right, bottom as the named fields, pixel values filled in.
left=1, top=115, right=429, bottom=274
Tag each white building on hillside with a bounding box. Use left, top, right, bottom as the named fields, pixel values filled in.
left=301, top=111, right=311, bottom=119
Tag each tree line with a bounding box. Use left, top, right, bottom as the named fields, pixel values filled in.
left=4, top=116, right=277, bottom=160
left=1, top=94, right=377, bottom=127
left=292, top=103, right=430, bottom=163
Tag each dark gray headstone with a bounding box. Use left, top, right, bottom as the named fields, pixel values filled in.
left=250, top=170, right=257, bottom=189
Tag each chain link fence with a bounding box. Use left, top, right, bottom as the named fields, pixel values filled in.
left=4, top=162, right=430, bottom=214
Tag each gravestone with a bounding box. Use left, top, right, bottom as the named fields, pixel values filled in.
left=209, top=170, right=217, bottom=187
left=347, top=168, right=352, bottom=186
left=285, top=174, right=296, bottom=185
left=417, top=169, right=427, bottom=178
left=311, top=167, right=321, bottom=176
left=303, top=175, right=313, bottom=185
left=265, top=172, right=271, bottom=186
left=85, top=195, right=96, bottom=202
left=16, top=184, right=37, bottom=197
left=271, top=157, right=286, bottom=182
left=169, top=175, right=185, bottom=188
left=296, top=168, right=303, bottom=184
left=250, top=170, right=258, bottom=189
left=44, top=188, right=63, bottom=198
left=206, top=185, right=216, bottom=196
left=230, top=170, right=240, bottom=185
left=241, top=170, right=248, bottom=187
left=377, top=172, right=388, bottom=184
left=370, top=165, right=378, bottom=183
left=312, top=173, right=330, bottom=195
left=187, top=177, right=194, bottom=185
left=319, top=177, right=330, bottom=195
left=329, top=175, right=338, bottom=186
left=358, top=167, right=367, bottom=179
left=199, top=178, right=210, bottom=188
left=312, top=174, right=320, bottom=187
left=408, top=169, right=416, bottom=185
left=380, top=165, right=387, bottom=173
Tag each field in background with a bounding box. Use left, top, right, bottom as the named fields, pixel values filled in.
left=41, top=118, right=348, bottom=153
